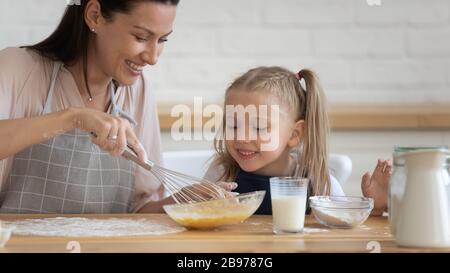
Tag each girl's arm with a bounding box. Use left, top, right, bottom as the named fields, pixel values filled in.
left=329, top=175, right=345, bottom=196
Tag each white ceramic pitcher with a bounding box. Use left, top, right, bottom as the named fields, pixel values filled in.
left=390, top=148, right=450, bottom=248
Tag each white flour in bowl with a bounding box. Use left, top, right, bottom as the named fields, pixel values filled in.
left=312, top=208, right=368, bottom=228
left=313, top=209, right=356, bottom=226
left=2, top=217, right=185, bottom=237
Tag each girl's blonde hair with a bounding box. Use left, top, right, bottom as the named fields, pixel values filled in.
left=212, top=66, right=331, bottom=195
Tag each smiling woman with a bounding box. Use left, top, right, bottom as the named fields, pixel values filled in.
left=0, top=0, right=180, bottom=214
left=25, top=0, right=178, bottom=100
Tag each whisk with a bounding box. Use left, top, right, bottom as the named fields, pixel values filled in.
left=122, top=146, right=229, bottom=204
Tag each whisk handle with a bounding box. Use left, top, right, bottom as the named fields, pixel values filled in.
left=122, top=146, right=154, bottom=171
left=90, top=132, right=154, bottom=170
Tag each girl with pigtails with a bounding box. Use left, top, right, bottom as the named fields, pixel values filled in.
left=204, top=66, right=391, bottom=215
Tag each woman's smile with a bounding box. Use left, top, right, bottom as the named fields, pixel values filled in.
left=125, top=60, right=144, bottom=76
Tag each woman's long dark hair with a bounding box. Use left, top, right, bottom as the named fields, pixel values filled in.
left=23, top=0, right=179, bottom=92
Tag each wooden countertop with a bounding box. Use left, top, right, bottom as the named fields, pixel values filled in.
left=158, top=105, right=450, bottom=130
left=1, top=214, right=449, bottom=253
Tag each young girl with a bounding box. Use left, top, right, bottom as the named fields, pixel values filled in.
left=204, top=66, right=391, bottom=215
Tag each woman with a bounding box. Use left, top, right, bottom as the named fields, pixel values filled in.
left=0, top=0, right=183, bottom=214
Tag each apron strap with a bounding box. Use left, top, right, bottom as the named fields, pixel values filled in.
left=109, top=83, right=138, bottom=126
left=43, top=61, right=137, bottom=127
left=43, top=62, right=63, bottom=115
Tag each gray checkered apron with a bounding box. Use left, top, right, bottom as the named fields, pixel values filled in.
left=0, top=62, right=137, bottom=214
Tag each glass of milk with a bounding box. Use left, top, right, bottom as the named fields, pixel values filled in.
left=270, top=177, right=309, bottom=234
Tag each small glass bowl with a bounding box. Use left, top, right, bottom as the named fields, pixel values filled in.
left=309, top=196, right=374, bottom=229
left=163, top=191, right=265, bottom=229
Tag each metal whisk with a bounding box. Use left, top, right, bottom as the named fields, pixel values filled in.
left=122, top=146, right=228, bottom=204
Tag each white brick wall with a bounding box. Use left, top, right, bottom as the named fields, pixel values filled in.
left=356, top=0, right=449, bottom=26
left=0, top=0, right=66, bottom=49
left=1, top=0, right=450, bottom=196
left=159, top=0, right=450, bottom=105
left=1, top=0, right=449, bottom=104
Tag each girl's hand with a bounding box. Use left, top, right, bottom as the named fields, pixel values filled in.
left=361, top=159, right=393, bottom=216
left=174, top=182, right=238, bottom=202
left=217, top=182, right=238, bottom=193
left=69, top=107, right=147, bottom=163
left=138, top=182, right=238, bottom=213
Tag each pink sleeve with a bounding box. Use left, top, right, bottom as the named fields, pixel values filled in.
left=0, top=48, right=29, bottom=119
left=0, top=47, right=43, bottom=193
left=0, top=47, right=44, bottom=120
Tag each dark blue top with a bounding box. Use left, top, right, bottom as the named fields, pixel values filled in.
left=235, top=169, right=311, bottom=215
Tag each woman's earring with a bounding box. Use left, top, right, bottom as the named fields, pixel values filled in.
left=91, top=28, right=95, bottom=33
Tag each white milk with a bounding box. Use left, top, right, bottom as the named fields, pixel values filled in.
left=271, top=195, right=307, bottom=233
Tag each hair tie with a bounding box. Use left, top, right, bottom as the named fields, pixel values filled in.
left=295, top=70, right=301, bottom=80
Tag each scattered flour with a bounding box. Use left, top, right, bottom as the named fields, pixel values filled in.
left=302, top=227, right=329, bottom=234
left=1, top=217, right=185, bottom=237
left=247, top=221, right=264, bottom=226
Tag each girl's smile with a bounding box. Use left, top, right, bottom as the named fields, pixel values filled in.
left=236, top=149, right=259, bottom=160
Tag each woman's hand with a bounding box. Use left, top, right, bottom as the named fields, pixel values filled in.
left=69, top=107, right=147, bottom=163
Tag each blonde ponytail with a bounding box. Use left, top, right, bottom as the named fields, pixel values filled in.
left=296, top=69, right=331, bottom=195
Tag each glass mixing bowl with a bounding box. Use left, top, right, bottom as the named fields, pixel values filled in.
left=163, top=191, right=265, bottom=229
left=309, top=196, right=374, bottom=229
